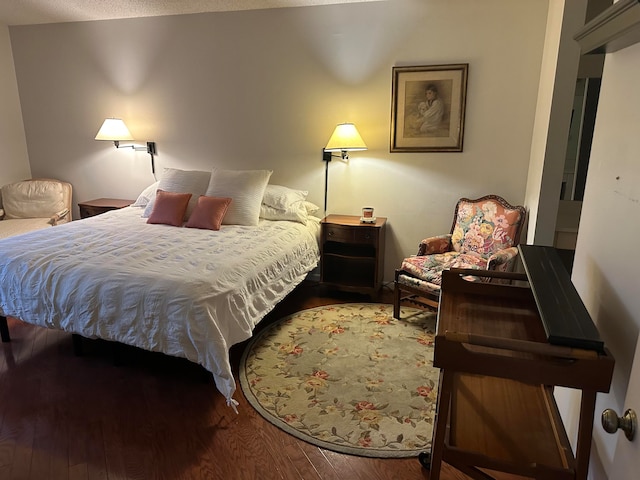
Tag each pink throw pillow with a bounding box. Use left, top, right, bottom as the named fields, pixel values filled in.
left=185, top=196, right=233, bottom=231
left=146, top=190, right=192, bottom=226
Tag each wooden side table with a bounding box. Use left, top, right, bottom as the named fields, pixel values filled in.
left=78, top=198, right=134, bottom=219
left=320, top=214, right=386, bottom=298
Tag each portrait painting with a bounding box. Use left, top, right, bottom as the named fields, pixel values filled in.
left=390, top=64, right=468, bottom=152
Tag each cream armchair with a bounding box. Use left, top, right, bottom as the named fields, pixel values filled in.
left=0, top=178, right=72, bottom=239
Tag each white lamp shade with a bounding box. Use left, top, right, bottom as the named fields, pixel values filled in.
left=95, top=118, right=134, bottom=141
left=324, top=123, right=367, bottom=151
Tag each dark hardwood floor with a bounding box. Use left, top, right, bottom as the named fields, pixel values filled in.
left=0, top=282, right=505, bottom=480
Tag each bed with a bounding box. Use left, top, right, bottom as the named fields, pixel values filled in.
left=0, top=171, right=321, bottom=409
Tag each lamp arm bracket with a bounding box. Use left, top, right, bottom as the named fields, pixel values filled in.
left=114, top=141, right=157, bottom=176
left=322, top=150, right=348, bottom=162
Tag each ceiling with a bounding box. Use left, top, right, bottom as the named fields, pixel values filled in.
left=0, top=0, right=381, bottom=26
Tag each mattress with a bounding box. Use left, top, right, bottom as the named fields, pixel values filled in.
left=0, top=206, right=320, bottom=407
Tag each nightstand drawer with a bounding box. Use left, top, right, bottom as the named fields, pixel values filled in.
left=354, top=227, right=378, bottom=245
left=323, top=224, right=354, bottom=243
left=324, top=224, right=379, bottom=245
left=79, top=205, right=109, bottom=218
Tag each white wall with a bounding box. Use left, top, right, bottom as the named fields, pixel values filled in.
left=555, top=40, right=640, bottom=479
left=525, top=0, right=587, bottom=246
left=8, top=0, right=548, bottom=282
left=0, top=23, right=30, bottom=186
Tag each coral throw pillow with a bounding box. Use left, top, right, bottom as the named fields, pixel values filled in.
left=146, top=190, right=192, bottom=226
left=185, top=196, right=233, bottom=231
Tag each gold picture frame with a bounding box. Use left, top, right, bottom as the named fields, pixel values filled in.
left=390, top=64, right=468, bottom=152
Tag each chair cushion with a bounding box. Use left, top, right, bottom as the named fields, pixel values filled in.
left=451, top=198, right=523, bottom=257
left=401, top=251, right=487, bottom=286
left=0, top=218, right=53, bottom=239
left=397, top=273, right=443, bottom=297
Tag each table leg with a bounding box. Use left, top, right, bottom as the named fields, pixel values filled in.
left=575, top=390, right=597, bottom=480
left=426, top=369, right=453, bottom=479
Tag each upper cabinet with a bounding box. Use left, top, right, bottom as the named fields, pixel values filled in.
left=575, top=0, right=640, bottom=54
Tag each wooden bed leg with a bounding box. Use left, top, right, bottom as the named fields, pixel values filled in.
left=0, top=315, right=10, bottom=343
left=72, top=334, right=83, bottom=356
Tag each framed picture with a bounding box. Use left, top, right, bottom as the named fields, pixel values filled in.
left=390, top=64, right=468, bottom=152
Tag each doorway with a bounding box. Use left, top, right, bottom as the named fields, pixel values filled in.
left=554, top=76, right=601, bottom=263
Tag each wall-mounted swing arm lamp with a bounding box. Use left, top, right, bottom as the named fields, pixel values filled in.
left=95, top=118, right=157, bottom=174
left=322, top=122, right=367, bottom=213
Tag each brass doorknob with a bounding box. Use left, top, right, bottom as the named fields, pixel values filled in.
left=601, top=408, right=637, bottom=441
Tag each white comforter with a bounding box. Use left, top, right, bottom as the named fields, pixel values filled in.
left=0, top=206, right=320, bottom=406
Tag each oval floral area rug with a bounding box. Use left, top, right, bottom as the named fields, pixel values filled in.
left=239, top=303, right=438, bottom=458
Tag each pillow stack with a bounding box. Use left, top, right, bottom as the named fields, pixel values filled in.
left=142, top=168, right=211, bottom=220
left=142, top=167, right=273, bottom=230
left=260, top=184, right=319, bottom=225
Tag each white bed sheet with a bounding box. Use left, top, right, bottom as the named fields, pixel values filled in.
left=0, top=206, right=320, bottom=406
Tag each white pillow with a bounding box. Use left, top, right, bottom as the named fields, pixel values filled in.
left=142, top=168, right=211, bottom=219
left=259, top=202, right=308, bottom=225
left=262, top=184, right=308, bottom=211
left=303, top=201, right=320, bottom=215
left=206, top=169, right=273, bottom=226
left=132, top=181, right=159, bottom=207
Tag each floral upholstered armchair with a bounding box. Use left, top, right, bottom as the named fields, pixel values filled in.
left=393, top=195, right=526, bottom=319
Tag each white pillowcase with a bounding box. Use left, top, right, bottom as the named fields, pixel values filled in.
left=303, top=201, right=320, bottom=215
left=132, top=181, right=159, bottom=207
left=259, top=202, right=308, bottom=225
left=262, top=184, right=308, bottom=211
left=206, top=169, right=273, bottom=226
left=142, top=168, right=211, bottom=219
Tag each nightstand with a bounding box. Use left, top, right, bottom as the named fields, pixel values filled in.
left=78, top=198, right=135, bottom=219
left=320, top=214, right=387, bottom=298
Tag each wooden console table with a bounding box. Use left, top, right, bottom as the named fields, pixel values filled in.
left=425, top=245, right=615, bottom=480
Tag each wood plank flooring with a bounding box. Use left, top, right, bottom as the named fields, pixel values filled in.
left=0, top=282, right=495, bottom=480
